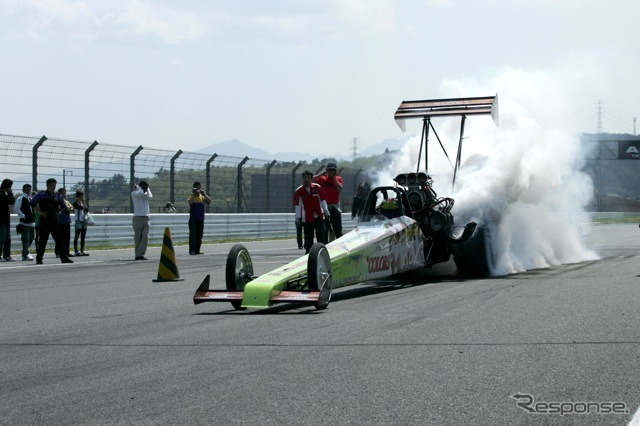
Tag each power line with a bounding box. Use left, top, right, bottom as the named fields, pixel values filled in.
left=595, top=101, right=637, bottom=134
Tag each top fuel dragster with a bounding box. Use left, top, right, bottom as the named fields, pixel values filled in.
left=193, top=95, right=498, bottom=310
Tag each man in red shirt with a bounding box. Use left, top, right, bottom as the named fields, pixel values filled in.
left=294, top=170, right=330, bottom=253
left=314, top=162, right=344, bottom=240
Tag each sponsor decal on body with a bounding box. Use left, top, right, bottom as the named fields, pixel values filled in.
left=367, top=254, right=392, bottom=274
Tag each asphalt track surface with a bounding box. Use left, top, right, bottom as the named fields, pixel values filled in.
left=1, top=223, right=640, bottom=425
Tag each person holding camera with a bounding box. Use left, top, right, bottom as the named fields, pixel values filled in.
left=15, top=183, right=35, bottom=261
left=72, top=189, right=90, bottom=257
left=0, top=178, right=15, bottom=261
left=30, top=178, right=74, bottom=264
left=187, top=181, right=211, bottom=255
left=131, top=180, right=153, bottom=260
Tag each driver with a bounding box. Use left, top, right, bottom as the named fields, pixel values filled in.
left=378, top=198, right=401, bottom=219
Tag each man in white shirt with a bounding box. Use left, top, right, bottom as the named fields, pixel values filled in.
left=131, top=181, right=153, bottom=260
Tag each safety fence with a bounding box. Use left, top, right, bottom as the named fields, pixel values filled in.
left=0, top=132, right=376, bottom=215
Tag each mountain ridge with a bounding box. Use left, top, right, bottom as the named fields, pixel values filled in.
left=194, top=136, right=414, bottom=162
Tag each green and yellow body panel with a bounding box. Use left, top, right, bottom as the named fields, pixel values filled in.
left=194, top=216, right=425, bottom=309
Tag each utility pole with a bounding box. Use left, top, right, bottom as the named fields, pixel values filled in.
left=351, top=137, right=359, bottom=160
left=596, top=100, right=604, bottom=134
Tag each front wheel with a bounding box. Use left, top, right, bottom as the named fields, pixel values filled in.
left=307, top=243, right=332, bottom=310
left=225, top=244, right=254, bottom=310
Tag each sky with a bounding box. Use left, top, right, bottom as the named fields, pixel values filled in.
left=1, top=0, right=639, bottom=158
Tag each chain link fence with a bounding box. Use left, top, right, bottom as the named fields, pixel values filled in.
left=1, top=133, right=370, bottom=215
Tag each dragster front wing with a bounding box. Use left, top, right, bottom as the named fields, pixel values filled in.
left=193, top=274, right=324, bottom=305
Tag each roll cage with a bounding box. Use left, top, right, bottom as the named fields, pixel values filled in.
left=361, top=186, right=414, bottom=220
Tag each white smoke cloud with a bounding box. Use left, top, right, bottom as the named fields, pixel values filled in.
left=380, top=65, right=599, bottom=275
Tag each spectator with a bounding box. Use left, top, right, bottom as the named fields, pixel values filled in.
left=73, top=190, right=90, bottom=256
left=187, top=181, right=211, bottom=255
left=55, top=188, right=73, bottom=259
left=352, top=181, right=367, bottom=220
left=0, top=178, right=15, bottom=261
left=131, top=180, right=152, bottom=260
left=314, top=162, right=344, bottom=241
left=14, top=183, right=35, bottom=261
left=293, top=177, right=303, bottom=250
left=34, top=194, right=40, bottom=249
left=163, top=202, right=176, bottom=213
left=30, top=178, right=74, bottom=264
left=294, top=170, right=330, bottom=253
left=295, top=218, right=303, bottom=250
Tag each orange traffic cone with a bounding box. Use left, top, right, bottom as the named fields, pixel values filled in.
left=153, top=227, right=184, bottom=282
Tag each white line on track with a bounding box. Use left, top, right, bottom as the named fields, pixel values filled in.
left=629, top=405, right=640, bottom=425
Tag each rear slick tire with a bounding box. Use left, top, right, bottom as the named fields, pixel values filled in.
left=452, top=226, right=492, bottom=278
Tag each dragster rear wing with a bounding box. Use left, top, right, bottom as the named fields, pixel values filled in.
left=394, top=95, right=499, bottom=131
left=393, top=94, right=499, bottom=188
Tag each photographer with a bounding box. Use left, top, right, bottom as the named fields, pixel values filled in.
left=131, top=180, right=153, bottom=260
left=30, top=178, right=73, bottom=264
left=15, top=183, right=35, bottom=261
left=0, top=178, right=15, bottom=261
left=187, top=181, right=211, bottom=255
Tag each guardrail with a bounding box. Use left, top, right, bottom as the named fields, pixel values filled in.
left=5, top=212, right=635, bottom=253
left=7, top=213, right=358, bottom=250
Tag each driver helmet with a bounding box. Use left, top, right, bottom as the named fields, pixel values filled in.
left=379, top=198, right=401, bottom=219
